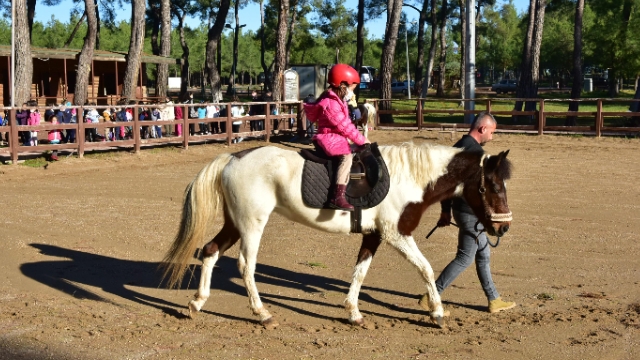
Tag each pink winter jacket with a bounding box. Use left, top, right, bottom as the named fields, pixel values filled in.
left=303, top=90, right=366, bottom=156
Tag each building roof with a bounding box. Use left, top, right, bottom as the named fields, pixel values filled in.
left=0, top=45, right=179, bottom=65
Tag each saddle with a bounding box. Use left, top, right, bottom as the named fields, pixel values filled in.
left=300, top=142, right=390, bottom=232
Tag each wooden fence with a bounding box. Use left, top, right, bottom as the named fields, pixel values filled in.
left=0, top=101, right=305, bottom=164
left=1, top=97, right=639, bottom=164
left=371, top=97, right=640, bottom=137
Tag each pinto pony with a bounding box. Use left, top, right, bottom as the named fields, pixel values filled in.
left=161, top=143, right=512, bottom=328
left=356, top=102, right=376, bottom=138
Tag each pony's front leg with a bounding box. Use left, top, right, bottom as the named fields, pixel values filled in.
left=387, top=233, right=446, bottom=327
left=188, top=218, right=240, bottom=318
left=345, top=231, right=382, bottom=326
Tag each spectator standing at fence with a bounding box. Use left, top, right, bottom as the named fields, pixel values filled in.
left=0, top=110, right=6, bottom=144
left=151, top=105, right=162, bottom=138
left=197, top=101, right=208, bottom=134
left=230, top=95, right=245, bottom=143
left=303, top=64, right=370, bottom=211
left=28, top=104, right=41, bottom=146
left=174, top=101, right=184, bottom=137
left=48, top=113, right=62, bottom=161
left=85, top=105, right=100, bottom=142
left=161, top=98, right=175, bottom=137
left=206, top=102, right=220, bottom=134
left=16, top=103, right=30, bottom=146
left=249, top=90, right=264, bottom=131
left=433, top=112, right=516, bottom=314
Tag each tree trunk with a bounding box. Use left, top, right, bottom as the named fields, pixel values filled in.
left=259, top=0, right=272, bottom=91
left=609, top=0, right=633, bottom=97
left=378, top=0, right=404, bottom=123
left=64, top=11, right=87, bottom=48
left=14, top=0, right=33, bottom=106
left=436, top=0, right=448, bottom=97
left=27, top=0, right=36, bottom=38
left=413, top=1, right=428, bottom=96
left=458, top=0, right=466, bottom=107
left=355, top=0, right=365, bottom=101
left=156, top=0, right=171, bottom=99
left=177, top=11, right=189, bottom=100
left=514, top=0, right=545, bottom=121
left=420, top=0, right=438, bottom=99
left=285, top=0, right=299, bottom=69
left=272, top=0, right=289, bottom=103
left=73, top=0, right=97, bottom=106
left=150, top=1, right=160, bottom=56
left=121, top=0, right=146, bottom=101
left=95, top=1, right=101, bottom=50
left=566, top=0, right=584, bottom=126
left=228, top=0, right=241, bottom=94
left=205, top=0, right=231, bottom=102
left=514, top=0, right=536, bottom=116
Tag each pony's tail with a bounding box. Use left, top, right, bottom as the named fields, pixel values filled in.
left=160, top=153, right=234, bottom=289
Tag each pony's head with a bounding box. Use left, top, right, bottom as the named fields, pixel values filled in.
left=462, top=150, right=512, bottom=237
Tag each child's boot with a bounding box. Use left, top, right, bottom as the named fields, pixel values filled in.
left=330, top=184, right=353, bottom=211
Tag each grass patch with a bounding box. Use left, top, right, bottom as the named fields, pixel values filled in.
left=21, top=157, right=49, bottom=168
left=302, top=261, right=327, bottom=269
left=535, top=293, right=555, bottom=300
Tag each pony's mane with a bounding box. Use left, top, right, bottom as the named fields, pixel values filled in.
left=379, top=142, right=462, bottom=188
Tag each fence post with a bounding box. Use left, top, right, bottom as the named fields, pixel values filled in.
left=265, top=102, right=271, bottom=143
left=538, top=99, right=544, bottom=136
left=486, top=99, right=492, bottom=113
left=296, top=101, right=305, bottom=139
left=596, top=99, right=602, bottom=138
left=416, top=98, right=423, bottom=131
left=78, top=106, right=86, bottom=157
left=182, top=105, right=189, bottom=149
left=9, top=108, right=18, bottom=165
left=226, top=103, right=232, bottom=145
left=374, top=100, right=379, bottom=127
left=133, top=105, right=140, bottom=153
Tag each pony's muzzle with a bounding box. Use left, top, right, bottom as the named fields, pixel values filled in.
left=491, top=222, right=510, bottom=237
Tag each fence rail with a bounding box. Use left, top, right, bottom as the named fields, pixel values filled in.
left=371, top=97, right=640, bottom=138
left=0, top=101, right=305, bottom=164
left=1, top=97, right=639, bottom=164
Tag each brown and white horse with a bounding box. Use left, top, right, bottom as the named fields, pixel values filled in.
left=161, top=143, right=512, bottom=328
left=356, top=101, right=376, bottom=138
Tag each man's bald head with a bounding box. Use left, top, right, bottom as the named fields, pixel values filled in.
left=469, top=112, right=497, bottom=146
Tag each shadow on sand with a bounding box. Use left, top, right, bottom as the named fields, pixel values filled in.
left=21, top=243, right=450, bottom=326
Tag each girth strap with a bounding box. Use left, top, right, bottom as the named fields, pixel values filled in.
left=351, top=207, right=363, bottom=233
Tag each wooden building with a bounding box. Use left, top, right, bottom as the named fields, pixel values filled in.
left=0, top=45, right=179, bottom=106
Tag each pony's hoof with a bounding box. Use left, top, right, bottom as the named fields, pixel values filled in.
left=431, top=315, right=445, bottom=328
left=261, top=317, right=279, bottom=330
left=188, top=301, right=199, bottom=319
left=350, top=318, right=365, bottom=327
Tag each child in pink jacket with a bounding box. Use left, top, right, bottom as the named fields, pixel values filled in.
left=303, top=64, right=370, bottom=211
left=28, top=106, right=41, bottom=146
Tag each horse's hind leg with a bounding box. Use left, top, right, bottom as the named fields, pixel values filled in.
left=345, top=231, right=382, bottom=325
left=387, top=233, right=445, bottom=327
left=188, top=212, right=240, bottom=318
left=236, top=223, right=279, bottom=329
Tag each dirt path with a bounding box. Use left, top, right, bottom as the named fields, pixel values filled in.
left=0, top=131, right=638, bottom=359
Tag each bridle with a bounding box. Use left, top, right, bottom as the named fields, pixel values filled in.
left=474, top=154, right=512, bottom=248
left=478, top=153, right=512, bottom=223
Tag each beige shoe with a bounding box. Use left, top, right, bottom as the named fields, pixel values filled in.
left=488, top=297, right=516, bottom=313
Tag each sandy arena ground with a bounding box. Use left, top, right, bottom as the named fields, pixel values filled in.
left=0, top=130, right=639, bottom=359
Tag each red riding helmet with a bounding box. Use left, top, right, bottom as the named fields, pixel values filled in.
left=328, top=64, right=360, bottom=87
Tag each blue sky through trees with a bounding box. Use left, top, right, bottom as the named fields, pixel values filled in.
left=33, top=0, right=529, bottom=40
